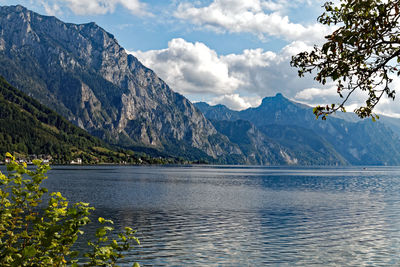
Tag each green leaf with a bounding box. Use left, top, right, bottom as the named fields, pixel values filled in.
left=70, top=251, right=79, bottom=258
left=96, top=228, right=107, bottom=237
left=5, top=152, right=13, bottom=158
left=22, top=246, right=36, bottom=258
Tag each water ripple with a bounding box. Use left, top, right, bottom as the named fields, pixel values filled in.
left=40, top=165, right=400, bottom=266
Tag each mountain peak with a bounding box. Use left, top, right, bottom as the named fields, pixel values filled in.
left=1, top=5, right=30, bottom=17
left=193, top=102, right=210, bottom=108
left=6, top=4, right=27, bottom=11
left=260, top=93, right=291, bottom=106
left=85, top=21, right=97, bottom=26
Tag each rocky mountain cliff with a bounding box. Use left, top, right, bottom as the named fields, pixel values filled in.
left=0, top=76, right=148, bottom=164
left=196, top=94, right=400, bottom=165
left=211, top=119, right=346, bottom=165
left=0, top=5, right=242, bottom=161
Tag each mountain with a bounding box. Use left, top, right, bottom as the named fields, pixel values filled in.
left=211, top=119, right=287, bottom=165
left=196, top=94, right=400, bottom=165
left=258, top=124, right=347, bottom=165
left=0, top=76, right=159, bottom=164
left=0, top=5, right=242, bottom=162
left=195, top=102, right=240, bottom=121
left=211, top=119, right=346, bottom=165
left=2, top=5, right=398, bottom=166
left=374, top=115, right=400, bottom=136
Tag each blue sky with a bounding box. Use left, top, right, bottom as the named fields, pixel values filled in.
left=1, top=0, right=399, bottom=116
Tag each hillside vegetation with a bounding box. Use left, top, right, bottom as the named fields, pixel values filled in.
left=0, top=76, right=167, bottom=164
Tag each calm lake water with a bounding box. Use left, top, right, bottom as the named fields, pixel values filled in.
left=40, top=165, right=400, bottom=266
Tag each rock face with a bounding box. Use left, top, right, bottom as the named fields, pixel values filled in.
left=0, top=76, right=129, bottom=164
left=0, top=5, right=242, bottom=161
left=210, top=119, right=346, bottom=165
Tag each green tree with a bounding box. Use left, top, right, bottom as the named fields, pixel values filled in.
left=0, top=153, right=140, bottom=266
left=291, top=0, right=400, bottom=120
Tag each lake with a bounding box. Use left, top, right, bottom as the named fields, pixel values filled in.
left=41, top=165, right=400, bottom=266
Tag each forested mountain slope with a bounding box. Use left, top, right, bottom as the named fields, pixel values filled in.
left=0, top=76, right=159, bottom=164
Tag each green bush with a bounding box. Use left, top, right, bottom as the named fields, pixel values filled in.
left=0, top=153, right=140, bottom=266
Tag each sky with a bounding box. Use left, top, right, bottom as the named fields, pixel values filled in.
left=1, top=0, right=400, bottom=116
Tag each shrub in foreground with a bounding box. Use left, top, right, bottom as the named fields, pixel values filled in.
left=0, top=153, right=140, bottom=266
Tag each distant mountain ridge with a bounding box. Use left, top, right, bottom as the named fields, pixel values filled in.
left=196, top=93, right=400, bottom=165
left=0, top=5, right=242, bottom=162
left=210, top=119, right=347, bottom=165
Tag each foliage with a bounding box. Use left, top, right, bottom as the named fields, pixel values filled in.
left=291, top=0, right=400, bottom=119
left=0, top=153, right=140, bottom=266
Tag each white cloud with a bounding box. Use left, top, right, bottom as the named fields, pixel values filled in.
left=280, top=40, right=313, bottom=56
left=131, top=38, right=322, bottom=110
left=210, top=94, right=262, bottom=110
left=132, top=38, right=243, bottom=95
left=374, top=76, right=400, bottom=117
left=222, top=41, right=318, bottom=97
left=42, top=2, right=61, bottom=15
left=131, top=36, right=400, bottom=116
left=261, top=0, right=315, bottom=11
left=40, top=0, right=151, bottom=16
left=174, top=0, right=331, bottom=43
left=294, top=83, right=400, bottom=117
left=295, top=87, right=337, bottom=101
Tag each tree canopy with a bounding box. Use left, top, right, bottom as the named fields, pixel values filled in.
left=291, top=0, right=400, bottom=120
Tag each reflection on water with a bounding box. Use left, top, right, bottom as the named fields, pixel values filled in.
left=39, top=165, right=400, bottom=266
